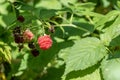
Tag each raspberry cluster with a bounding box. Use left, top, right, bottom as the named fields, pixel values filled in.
left=13, top=26, right=53, bottom=57
left=13, top=14, right=53, bottom=57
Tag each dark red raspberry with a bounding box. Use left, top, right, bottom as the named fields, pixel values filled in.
left=17, top=15, right=25, bottom=22
left=31, top=49, right=39, bottom=57
left=13, top=26, right=24, bottom=43
left=38, top=35, right=52, bottom=50
left=23, top=29, right=34, bottom=42
left=28, top=42, right=35, bottom=49
left=14, top=35, right=24, bottom=43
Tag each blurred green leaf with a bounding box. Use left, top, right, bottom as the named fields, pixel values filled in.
left=40, top=65, right=65, bottom=80
left=109, top=35, right=120, bottom=46
left=95, top=10, right=120, bottom=30
left=101, top=52, right=120, bottom=80
left=39, top=9, right=57, bottom=20
left=100, top=15, right=120, bottom=46
left=62, top=64, right=101, bottom=80
left=60, top=0, right=77, bottom=7
left=0, top=13, right=16, bottom=28
left=0, top=41, right=11, bottom=63
left=35, top=0, right=62, bottom=9
left=74, top=2, right=96, bottom=12
left=0, top=1, right=9, bottom=15
left=18, top=53, right=29, bottom=71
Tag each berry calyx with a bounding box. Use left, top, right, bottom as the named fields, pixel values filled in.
left=17, top=15, right=25, bottom=22
left=49, top=25, right=55, bottom=33
left=23, top=29, right=34, bottom=42
left=38, top=35, right=52, bottom=50
left=31, top=49, right=39, bottom=57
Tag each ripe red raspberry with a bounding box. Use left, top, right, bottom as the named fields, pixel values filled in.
left=38, top=35, right=52, bottom=50
left=23, top=29, right=34, bottom=42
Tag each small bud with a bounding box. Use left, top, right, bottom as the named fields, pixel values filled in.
left=49, top=26, right=55, bottom=33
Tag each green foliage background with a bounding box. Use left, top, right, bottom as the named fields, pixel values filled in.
left=0, top=0, right=120, bottom=80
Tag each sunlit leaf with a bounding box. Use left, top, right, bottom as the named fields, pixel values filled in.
left=64, top=37, right=107, bottom=75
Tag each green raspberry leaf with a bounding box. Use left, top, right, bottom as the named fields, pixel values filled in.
left=100, top=15, right=120, bottom=46
left=64, top=37, right=107, bottom=75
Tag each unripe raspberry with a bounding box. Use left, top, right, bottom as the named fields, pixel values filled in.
left=38, top=35, right=52, bottom=50
left=23, top=29, right=34, bottom=42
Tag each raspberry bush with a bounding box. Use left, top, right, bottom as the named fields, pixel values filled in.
left=0, top=0, right=120, bottom=80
